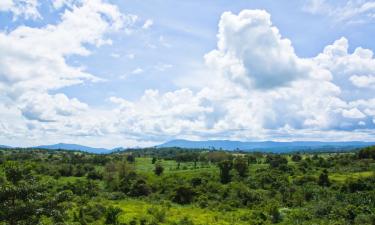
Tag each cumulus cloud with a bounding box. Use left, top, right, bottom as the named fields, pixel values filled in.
left=350, top=75, right=375, bottom=88
left=314, top=37, right=375, bottom=100
left=103, top=9, right=375, bottom=143
left=18, top=93, right=88, bottom=122
left=0, top=0, right=40, bottom=20
left=205, top=10, right=320, bottom=89
left=0, top=0, right=134, bottom=137
left=1, top=6, right=374, bottom=147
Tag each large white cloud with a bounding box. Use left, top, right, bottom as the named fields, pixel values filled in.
left=0, top=0, right=134, bottom=143
left=205, top=10, right=319, bottom=89
left=0, top=6, right=374, bottom=147
left=104, top=10, right=374, bottom=144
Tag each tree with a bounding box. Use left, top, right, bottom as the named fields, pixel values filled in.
left=269, top=205, right=282, bottom=224
left=246, top=155, right=257, bottom=165
left=129, top=178, right=151, bottom=197
left=105, top=206, right=122, bottom=225
left=291, top=154, right=302, bottom=162
left=172, top=186, right=195, bottom=204
left=0, top=162, right=71, bottom=225
left=154, top=163, right=164, bottom=176
left=151, top=157, right=157, bottom=164
left=126, top=154, right=135, bottom=163
left=318, top=169, right=330, bottom=187
left=358, top=146, right=375, bottom=159
left=233, top=157, right=248, bottom=177
left=266, top=155, right=288, bottom=169
left=218, top=160, right=233, bottom=184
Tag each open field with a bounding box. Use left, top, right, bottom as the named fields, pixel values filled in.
left=1, top=147, right=375, bottom=224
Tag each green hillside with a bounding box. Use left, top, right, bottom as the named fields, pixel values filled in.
left=1, top=146, right=374, bottom=224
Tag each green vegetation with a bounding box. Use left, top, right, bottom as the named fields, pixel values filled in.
left=0, top=146, right=375, bottom=224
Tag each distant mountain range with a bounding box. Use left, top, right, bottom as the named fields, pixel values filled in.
left=0, top=145, right=11, bottom=149
left=158, top=139, right=375, bottom=153
left=1, top=140, right=374, bottom=154
left=34, top=143, right=112, bottom=154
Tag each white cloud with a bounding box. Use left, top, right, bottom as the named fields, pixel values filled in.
left=303, top=0, right=375, bottom=24
left=205, top=10, right=324, bottom=89
left=350, top=75, right=375, bottom=88
left=342, top=108, right=366, bottom=119
left=142, top=19, right=154, bottom=29
left=131, top=68, right=144, bottom=74
left=110, top=53, right=121, bottom=58
left=155, top=63, right=173, bottom=71
left=1, top=6, right=374, bottom=147
left=18, top=93, right=88, bottom=122
left=0, top=0, right=40, bottom=20
left=126, top=53, right=135, bottom=59
left=314, top=37, right=375, bottom=100
left=303, top=0, right=328, bottom=14
left=52, top=0, right=77, bottom=9
left=0, top=0, right=135, bottom=141
left=104, top=9, right=375, bottom=143
left=0, top=0, right=127, bottom=102
left=159, top=35, right=172, bottom=48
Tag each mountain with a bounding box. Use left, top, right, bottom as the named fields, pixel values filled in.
left=0, top=145, right=11, bottom=149
left=34, top=143, right=112, bottom=154
left=158, top=139, right=375, bottom=153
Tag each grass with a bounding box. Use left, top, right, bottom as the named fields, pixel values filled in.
left=134, top=157, right=217, bottom=176
left=330, top=171, right=374, bottom=182
left=113, top=199, right=256, bottom=225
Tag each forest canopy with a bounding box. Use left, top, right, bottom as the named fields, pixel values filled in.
left=0, top=146, right=374, bottom=224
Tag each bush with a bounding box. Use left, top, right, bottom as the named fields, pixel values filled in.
left=172, top=186, right=195, bottom=204
left=154, top=163, right=164, bottom=176
left=291, top=154, right=302, bottom=162
left=147, top=206, right=166, bottom=223
left=105, top=206, right=122, bottom=225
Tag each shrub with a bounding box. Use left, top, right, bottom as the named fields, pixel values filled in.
left=154, top=163, right=164, bottom=176
left=105, top=206, right=122, bottom=225
left=172, top=186, right=195, bottom=204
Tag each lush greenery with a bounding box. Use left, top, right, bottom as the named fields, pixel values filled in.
left=0, top=146, right=375, bottom=224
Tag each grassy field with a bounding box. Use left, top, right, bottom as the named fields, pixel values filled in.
left=2, top=148, right=375, bottom=225
left=112, top=199, right=258, bottom=225
left=330, top=171, right=375, bottom=182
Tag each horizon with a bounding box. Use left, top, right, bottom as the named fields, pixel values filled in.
left=2, top=139, right=375, bottom=150
left=0, top=0, right=375, bottom=148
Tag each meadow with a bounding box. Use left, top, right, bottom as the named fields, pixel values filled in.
left=0, top=146, right=374, bottom=224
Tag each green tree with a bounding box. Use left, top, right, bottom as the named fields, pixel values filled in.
left=105, top=206, right=122, bottom=225
left=0, top=162, right=71, bottom=224
left=126, top=154, right=135, bottom=163
left=154, top=163, right=164, bottom=176
left=233, top=157, right=248, bottom=177
left=218, top=160, right=233, bottom=184
left=172, top=186, right=195, bottom=204
left=318, top=169, right=330, bottom=187
left=291, top=154, right=302, bottom=162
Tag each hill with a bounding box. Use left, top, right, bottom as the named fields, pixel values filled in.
left=34, top=143, right=112, bottom=154
left=0, top=145, right=11, bottom=149
left=158, top=139, right=375, bottom=153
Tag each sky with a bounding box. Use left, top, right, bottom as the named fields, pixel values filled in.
left=0, top=0, right=375, bottom=148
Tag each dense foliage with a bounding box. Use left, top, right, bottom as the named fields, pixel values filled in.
left=0, top=146, right=374, bottom=224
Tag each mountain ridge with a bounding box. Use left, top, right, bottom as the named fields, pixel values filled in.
left=34, top=143, right=112, bottom=154
left=157, top=139, right=375, bottom=153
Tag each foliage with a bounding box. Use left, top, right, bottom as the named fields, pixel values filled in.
left=0, top=146, right=374, bottom=224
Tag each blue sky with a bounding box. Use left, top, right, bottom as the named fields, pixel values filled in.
left=0, top=0, right=374, bottom=148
